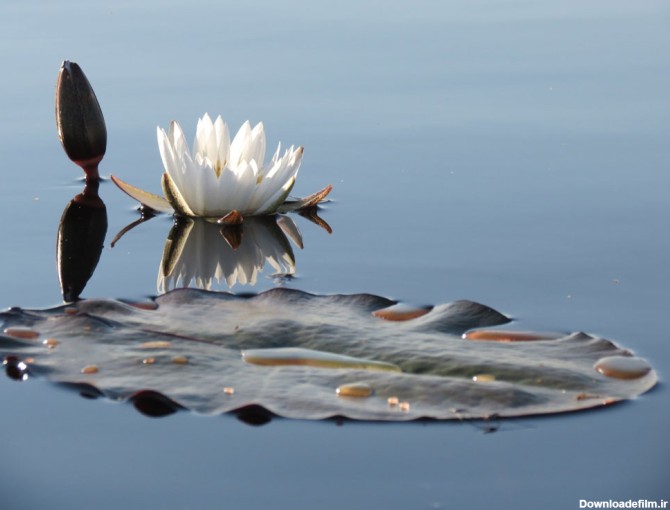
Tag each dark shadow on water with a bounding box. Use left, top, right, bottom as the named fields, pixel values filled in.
left=129, top=389, right=184, bottom=418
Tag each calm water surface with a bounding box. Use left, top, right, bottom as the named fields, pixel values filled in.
left=0, top=1, right=668, bottom=509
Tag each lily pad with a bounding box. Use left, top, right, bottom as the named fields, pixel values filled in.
left=0, top=288, right=656, bottom=421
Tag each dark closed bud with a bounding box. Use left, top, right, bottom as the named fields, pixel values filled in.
left=55, top=61, right=107, bottom=180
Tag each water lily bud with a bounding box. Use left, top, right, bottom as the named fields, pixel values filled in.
left=55, top=61, right=107, bottom=180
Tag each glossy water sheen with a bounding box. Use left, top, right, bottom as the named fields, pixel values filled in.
left=0, top=0, right=669, bottom=508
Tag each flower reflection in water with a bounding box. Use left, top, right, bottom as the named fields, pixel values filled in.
left=158, top=216, right=302, bottom=292
left=112, top=207, right=330, bottom=293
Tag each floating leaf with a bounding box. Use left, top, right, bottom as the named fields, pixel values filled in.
left=0, top=288, right=656, bottom=421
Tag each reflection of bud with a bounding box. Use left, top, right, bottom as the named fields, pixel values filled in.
left=55, top=61, right=107, bottom=180
left=57, top=180, right=108, bottom=302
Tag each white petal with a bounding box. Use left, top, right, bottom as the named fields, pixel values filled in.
left=265, top=146, right=302, bottom=180
left=230, top=162, right=259, bottom=213
left=229, top=120, right=251, bottom=169
left=252, top=159, right=287, bottom=207
left=249, top=122, right=266, bottom=168
left=157, top=126, right=177, bottom=175
left=159, top=125, right=191, bottom=203
left=170, top=121, right=189, bottom=161
left=214, top=115, right=230, bottom=168
left=200, top=159, right=231, bottom=215
left=255, top=175, right=295, bottom=214
left=194, top=113, right=213, bottom=156
left=204, top=118, right=219, bottom=163
left=254, top=148, right=302, bottom=213
left=173, top=152, right=201, bottom=212
left=270, top=142, right=281, bottom=165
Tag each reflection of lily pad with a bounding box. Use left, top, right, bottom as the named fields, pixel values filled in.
left=0, top=289, right=656, bottom=421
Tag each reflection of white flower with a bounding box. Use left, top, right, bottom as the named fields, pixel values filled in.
left=158, top=216, right=302, bottom=292
left=111, top=114, right=331, bottom=219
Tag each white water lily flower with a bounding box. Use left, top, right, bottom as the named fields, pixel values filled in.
left=111, top=114, right=330, bottom=220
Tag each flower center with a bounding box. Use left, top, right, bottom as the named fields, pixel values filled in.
left=214, top=159, right=225, bottom=178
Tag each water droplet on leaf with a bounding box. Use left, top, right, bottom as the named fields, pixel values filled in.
left=139, top=341, right=172, bottom=349
left=372, top=303, right=432, bottom=321
left=43, top=338, right=60, bottom=349
left=463, top=330, right=562, bottom=342
left=3, top=327, right=39, bottom=340
left=336, top=382, right=373, bottom=398
left=242, top=347, right=401, bottom=372
left=594, top=356, right=651, bottom=380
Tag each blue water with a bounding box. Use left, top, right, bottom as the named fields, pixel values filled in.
left=1, top=1, right=668, bottom=508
